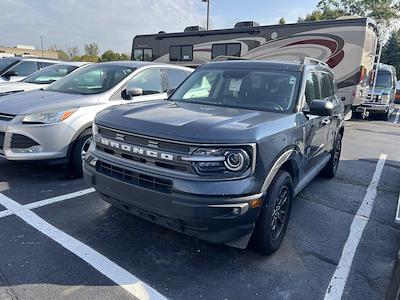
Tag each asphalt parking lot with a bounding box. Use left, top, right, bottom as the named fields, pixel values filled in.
left=0, top=108, right=400, bottom=300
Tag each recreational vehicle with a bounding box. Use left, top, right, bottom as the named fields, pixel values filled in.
left=132, top=18, right=378, bottom=113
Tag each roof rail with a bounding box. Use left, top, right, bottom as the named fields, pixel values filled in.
left=302, top=57, right=329, bottom=68
left=212, top=55, right=249, bottom=62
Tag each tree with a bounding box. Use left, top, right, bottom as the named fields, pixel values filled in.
left=48, top=45, right=69, bottom=61
left=84, top=43, right=100, bottom=57
left=279, top=17, right=286, bottom=25
left=79, top=54, right=100, bottom=63
left=381, top=30, right=400, bottom=78
left=298, top=6, right=347, bottom=22
left=101, top=50, right=121, bottom=61
left=317, top=0, right=400, bottom=23
left=67, top=46, right=79, bottom=59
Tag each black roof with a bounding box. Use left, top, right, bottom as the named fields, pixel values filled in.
left=200, top=60, right=304, bottom=72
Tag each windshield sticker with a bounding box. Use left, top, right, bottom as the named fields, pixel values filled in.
left=289, top=76, right=296, bottom=85
left=229, top=79, right=242, bottom=92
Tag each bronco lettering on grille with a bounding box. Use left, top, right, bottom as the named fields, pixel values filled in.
left=99, top=137, right=174, bottom=161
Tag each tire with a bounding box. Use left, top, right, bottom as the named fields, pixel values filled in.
left=321, top=133, right=342, bottom=179
left=69, top=129, right=92, bottom=177
left=251, top=170, right=293, bottom=255
left=381, top=109, right=390, bottom=121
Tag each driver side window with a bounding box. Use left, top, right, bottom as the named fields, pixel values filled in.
left=304, top=72, right=320, bottom=111
left=127, top=68, right=163, bottom=95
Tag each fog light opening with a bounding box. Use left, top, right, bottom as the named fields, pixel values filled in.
left=232, top=207, right=241, bottom=215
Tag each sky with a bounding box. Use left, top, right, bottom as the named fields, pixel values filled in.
left=1, top=0, right=319, bottom=55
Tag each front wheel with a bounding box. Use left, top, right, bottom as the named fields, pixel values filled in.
left=69, top=129, right=92, bottom=177
left=251, top=170, right=293, bottom=255
left=321, top=133, right=342, bottom=178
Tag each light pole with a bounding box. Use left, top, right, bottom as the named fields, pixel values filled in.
left=201, top=0, right=210, bottom=30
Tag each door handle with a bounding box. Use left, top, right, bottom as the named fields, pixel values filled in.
left=321, top=118, right=331, bottom=126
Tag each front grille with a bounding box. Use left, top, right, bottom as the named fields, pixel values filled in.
left=366, top=94, right=380, bottom=103
left=96, top=161, right=173, bottom=194
left=10, top=134, right=39, bottom=149
left=96, top=125, right=194, bottom=174
left=0, top=113, right=15, bottom=121
left=0, top=132, right=4, bottom=150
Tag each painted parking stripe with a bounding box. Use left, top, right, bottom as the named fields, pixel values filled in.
left=324, top=153, right=387, bottom=300
left=0, top=193, right=167, bottom=300
left=394, top=108, right=400, bottom=124
left=0, top=188, right=95, bottom=220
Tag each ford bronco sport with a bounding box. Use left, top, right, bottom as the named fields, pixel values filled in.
left=84, top=59, right=344, bottom=254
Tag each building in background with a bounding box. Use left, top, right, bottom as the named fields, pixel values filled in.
left=0, top=45, right=58, bottom=59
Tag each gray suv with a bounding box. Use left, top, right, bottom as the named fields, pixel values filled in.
left=84, top=59, right=344, bottom=254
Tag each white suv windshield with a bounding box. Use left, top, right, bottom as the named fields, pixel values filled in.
left=170, top=68, right=301, bottom=112
left=46, top=64, right=135, bottom=95
left=23, top=64, right=78, bottom=84
left=0, top=58, right=19, bottom=73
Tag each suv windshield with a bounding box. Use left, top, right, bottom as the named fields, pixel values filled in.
left=0, top=58, right=19, bottom=73
left=374, top=71, right=392, bottom=88
left=46, top=64, right=135, bottom=95
left=170, top=68, right=301, bottom=112
left=23, top=64, right=78, bottom=84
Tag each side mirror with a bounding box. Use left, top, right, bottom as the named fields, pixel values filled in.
left=126, top=87, right=143, bottom=98
left=4, top=70, right=18, bottom=78
left=308, top=99, right=334, bottom=116
left=167, top=88, right=175, bottom=97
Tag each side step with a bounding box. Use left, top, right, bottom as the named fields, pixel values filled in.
left=395, top=194, right=400, bottom=228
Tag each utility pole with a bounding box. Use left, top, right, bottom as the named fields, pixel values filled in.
left=40, top=36, right=44, bottom=57
left=201, top=0, right=210, bottom=30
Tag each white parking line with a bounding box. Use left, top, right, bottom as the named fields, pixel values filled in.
left=0, top=188, right=95, bottom=220
left=0, top=192, right=167, bottom=300
left=394, top=108, right=400, bottom=124
left=324, top=153, right=387, bottom=300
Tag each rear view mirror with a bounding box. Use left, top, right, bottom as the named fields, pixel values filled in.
left=167, top=88, right=175, bottom=97
left=4, top=70, right=18, bottom=78
left=308, top=99, right=334, bottom=116
left=126, top=87, right=143, bottom=97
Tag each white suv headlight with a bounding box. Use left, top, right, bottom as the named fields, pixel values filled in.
left=22, top=108, right=78, bottom=124
left=381, top=95, right=390, bottom=104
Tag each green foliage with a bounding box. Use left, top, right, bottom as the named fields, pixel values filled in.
left=84, top=43, right=100, bottom=57
left=78, top=54, right=100, bottom=63
left=101, top=50, right=130, bottom=61
left=279, top=17, right=286, bottom=25
left=317, top=0, right=400, bottom=23
left=298, top=6, right=348, bottom=22
left=381, top=30, right=400, bottom=78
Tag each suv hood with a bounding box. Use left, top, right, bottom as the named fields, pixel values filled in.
left=0, top=90, right=99, bottom=115
left=96, top=101, right=295, bottom=143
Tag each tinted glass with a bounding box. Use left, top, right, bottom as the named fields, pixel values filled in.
left=171, top=68, right=300, bottom=112
left=165, top=68, right=189, bottom=89
left=212, top=44, right=226, bottom=59
left=23, top=64, right=78, bottom=84
left=143, top=49, right=153, bottom=61
left=128, top=68, right=163, bottom=95
left=227, top=43, right=241, bottom=57
left=320, top=73, right=334, bottom=99
left=181, top=46, right=193, bottom=61
left=169, top=46, right=181, bottom=61
left=40, top=62, right=55, bottom=68
left=0, top=58, right=18, bottom=73
left=305, top=72, right=320, bottom=109
left=375, top=71, right=392, bottom=88
left=134, top=49, right=143, bottom=61
left=9, top=61, right=39, bottom=76
left=46, top=64, right=135, bottom=95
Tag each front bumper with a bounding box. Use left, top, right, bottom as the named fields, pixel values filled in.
left=0, top=117, right=76, bottom=160
left=359, top=103, right=388, bottom=113
left=83, top=157, right=264, bottom=245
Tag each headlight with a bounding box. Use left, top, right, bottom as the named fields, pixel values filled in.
left=22, top=108, right=78, bottom=124
left=183, top=147, right=253, bottom=177
left=381, top=95, right=390, bottom=104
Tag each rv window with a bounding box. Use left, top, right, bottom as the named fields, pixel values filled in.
left=169, top=46, right=193, bottom=61
left=133, top=48, right=153, bottom=61
left=320, top=73, right=334, bottom=99
left=212, top=43, right=241, bottom=59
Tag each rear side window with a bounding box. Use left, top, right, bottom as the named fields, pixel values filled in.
left=305, top=72, right=320, bottom=109
left=165, top=68, right=189, bottom=89
left=169, top=45, right=193, bottom=61
left=211, top=43, right=241, bottom=59
left=320, top=73, right=334, bottom=99
left=9, top=61, right=39, bottom=76
left=39, top=62, right=55, bottom=69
